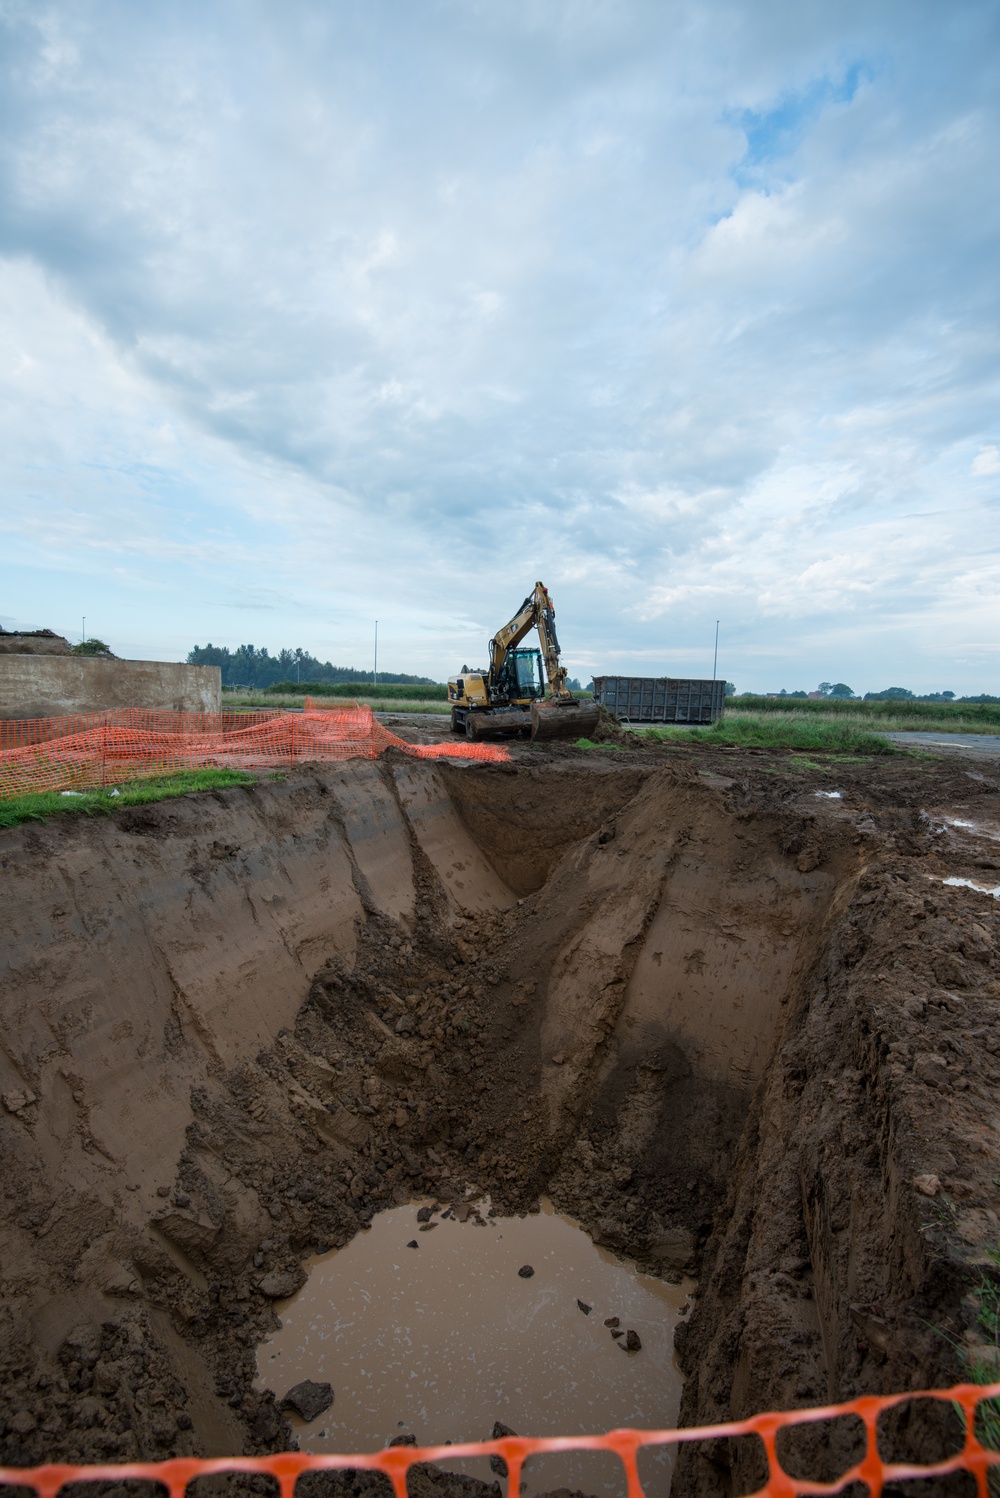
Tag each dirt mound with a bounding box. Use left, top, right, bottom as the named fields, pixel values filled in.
left=0, top=749, right=998, bottom=1493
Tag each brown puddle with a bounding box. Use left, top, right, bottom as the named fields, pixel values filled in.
left=257, top=1198, right=690, bottom=1498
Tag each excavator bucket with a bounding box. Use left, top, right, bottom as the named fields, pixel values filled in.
left=530, top=698, right=602, bottom=743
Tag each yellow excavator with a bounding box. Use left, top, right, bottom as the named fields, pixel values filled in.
left=448, top=582, right=601, bottom=742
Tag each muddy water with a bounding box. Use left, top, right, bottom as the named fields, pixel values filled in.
left=258, top=1199, right=690, bottom=1498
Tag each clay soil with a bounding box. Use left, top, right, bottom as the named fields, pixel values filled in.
left=1, top=734, right=1000, bottom=1497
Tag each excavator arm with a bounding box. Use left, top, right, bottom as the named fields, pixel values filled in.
left=487, top=582, right=570, bottom=701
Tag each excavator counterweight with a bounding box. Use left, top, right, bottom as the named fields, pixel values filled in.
left=448, top=583, right=600, bottom=742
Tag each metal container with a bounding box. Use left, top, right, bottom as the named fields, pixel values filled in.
left=592, top=677, right=725, bottom=725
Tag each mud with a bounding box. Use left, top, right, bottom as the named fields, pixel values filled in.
left=0, top=741, right=999, bottom=1498
left=259, top=1197, right=688, bottom=1498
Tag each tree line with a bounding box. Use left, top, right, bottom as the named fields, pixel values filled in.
left=187, top=644, right=437, bottom=689
left=765, top=683, right=998, bottom=703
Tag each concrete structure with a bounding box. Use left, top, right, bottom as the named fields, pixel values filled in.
left=0, top=655, right=222, bottom=718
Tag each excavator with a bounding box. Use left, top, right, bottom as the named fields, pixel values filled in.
left=448, top=582, right=601, bottom=742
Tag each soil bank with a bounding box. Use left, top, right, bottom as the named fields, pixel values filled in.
left=0, top=742, right=998, bottom=1497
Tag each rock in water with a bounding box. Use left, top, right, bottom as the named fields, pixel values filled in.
left=280, top=1380, right=334, bottom=1421
left=577, top=1299, right=592, bottom=1314
left=517, top=1264, right=534, bottom=1278
left=624, top=1329, right=641, bottom=1352
left=406, top=1239, right=419, bottom=1248
left=258, top=1266, right=307, bottom=1299
left=416, top=1205, right=434, bottom=1222
left=604, top=1316, right=620, bottom=1327
left=611, top=1329, right=624, bottom=1339
left=490, top=1420, right=518, bottom=1476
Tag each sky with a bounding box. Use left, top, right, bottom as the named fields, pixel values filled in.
left=1, top=0, right=998, bottom=695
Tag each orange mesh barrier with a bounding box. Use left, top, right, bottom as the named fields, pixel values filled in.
left=2, top=1385, right=999, bottom=1498
left=0, top=705, right=509, bottom=799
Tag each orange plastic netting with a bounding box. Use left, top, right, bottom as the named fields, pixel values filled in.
left=0, top=705, right=509, bottom=799
left=2, top=1384, right=998, bottom=1498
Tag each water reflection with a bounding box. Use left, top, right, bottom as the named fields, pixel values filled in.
left=257, top=1199, right=690, bottom=1497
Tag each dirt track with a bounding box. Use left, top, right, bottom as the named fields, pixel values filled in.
left=1, top=738, right=999, bottom=1494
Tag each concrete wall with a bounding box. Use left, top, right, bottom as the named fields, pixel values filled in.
left=0, top=655, right=222, bottom=718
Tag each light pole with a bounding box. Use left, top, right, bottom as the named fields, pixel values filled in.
left=82, top=616, right=86, bottom=646
left=374, top=620, right=378, bottom=690
left=712, top=620, right=719, bottom=681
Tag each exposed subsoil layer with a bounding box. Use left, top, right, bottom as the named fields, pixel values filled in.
left=1, top=739, right=999, bottom=1497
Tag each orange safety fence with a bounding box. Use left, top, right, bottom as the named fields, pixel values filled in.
left=0, top=705, right=509, bottom=800
left=2, top=1384, right=999, bottom=1498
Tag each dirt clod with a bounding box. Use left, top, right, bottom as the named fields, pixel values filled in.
left=281, top=1380, right=334, bottom=1421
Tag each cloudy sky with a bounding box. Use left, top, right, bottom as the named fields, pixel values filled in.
left=1, top=1, right=998, bottom=693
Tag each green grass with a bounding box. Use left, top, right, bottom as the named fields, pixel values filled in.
left=734, top=696, right=1000, bottom=732
left=261, top=680, right=449, bottom=701
left=637, top=712, right=897, bottom=755
left=959, top=1245, right=1000, bottom=1460
left=0, top=768, right=255, bottom=829
left=222, top=689, right=450, bottom=714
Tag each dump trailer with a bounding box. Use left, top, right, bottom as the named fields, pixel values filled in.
left=448, top=582, right=601, bottom=742
left=593, top=676, right=725, bottom=725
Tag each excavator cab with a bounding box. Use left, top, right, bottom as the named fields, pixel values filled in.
left=499, top=648, right=545, bottom=703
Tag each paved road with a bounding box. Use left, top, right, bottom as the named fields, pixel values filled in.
left=886, top=731, right=1000, bottom=757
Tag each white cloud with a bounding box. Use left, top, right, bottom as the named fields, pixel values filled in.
left=0, top=0, right=998, bottom=692
left=972, top=445, right=1000, bottom=477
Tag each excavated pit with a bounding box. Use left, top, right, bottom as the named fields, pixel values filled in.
left=2, top=749, right=1000, bottom=1497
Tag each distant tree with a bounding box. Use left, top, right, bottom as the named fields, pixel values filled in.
left=725, top=682, right=736, bottom=695
left=828, top=683, right=854, bottom=699
left=788, top=690, right=808, bottom=699
left=920, top=691, right=956, bottom=702
left=70, top=637, right=113, bottom=656
left=863, top=687, right=914, bottom=701
left=817, top=682, right=833, bottom=696
left=565, top=676, right=582, bottom=691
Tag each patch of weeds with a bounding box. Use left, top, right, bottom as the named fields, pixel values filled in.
left=574, top=738, right=617, bottom=752
left=0, top=769, right=255, bottom=829
left=954, top=1246, right=1000, bottom=1460
left=641, top=715, right=896, bottom=755
left=267, top=771, right=287, bottom=782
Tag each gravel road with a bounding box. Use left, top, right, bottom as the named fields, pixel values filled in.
left=886, top=731, right=1000, bottom=757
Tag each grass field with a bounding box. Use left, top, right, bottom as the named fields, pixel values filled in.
left=222, top=689, right=451, bottom=714
left=733, top=696, right=1000, bottom=732
left=0, top=768, right=256, bottom=829
left=261, top=680, right=450, bottom=702
left=639, top=711, right=897, bottom=754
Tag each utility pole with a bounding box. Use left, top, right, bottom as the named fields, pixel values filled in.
left=374, top=620, right=378, bottom=690
left=82, top=616, right=86, bottom=645
left=712, top=620, right=719, bottom=681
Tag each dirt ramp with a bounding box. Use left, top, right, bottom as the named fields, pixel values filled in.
left=461, top=772, right=862, bottom=1276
